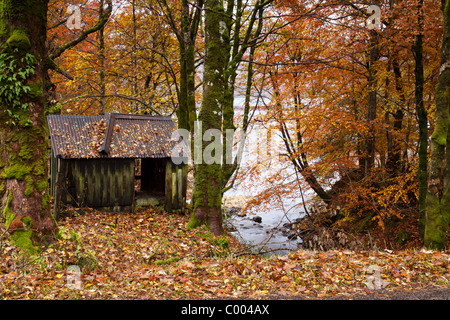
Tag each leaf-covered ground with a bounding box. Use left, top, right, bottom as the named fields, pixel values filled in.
left=0, top=208, right=449, bottom=299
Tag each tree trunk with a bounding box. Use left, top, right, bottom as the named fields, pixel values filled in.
left=413, top=0, right=428, bottom=236
left=177, top=0, right=202, bottom=210
left=386, top=54, right=405, bottom=176
left=188, top=0, right=227, bottom=235
left=99, top=0, right=106, bottom=114
left=365, top=30, right=379, bottom=174
left=0, top=0, right=57, bottom=252
left=424, top=0, right=450, bottom=249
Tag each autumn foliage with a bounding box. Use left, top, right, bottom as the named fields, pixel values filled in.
left=43, top=0, right=450, bottom=248
left=232, top=0, right=447, bottom=248
left=0, top=207, right=448, bottom=299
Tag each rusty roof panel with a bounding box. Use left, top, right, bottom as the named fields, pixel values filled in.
left=47, top=114, right=179, bottom=159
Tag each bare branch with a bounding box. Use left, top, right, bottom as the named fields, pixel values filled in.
left=48, top=0, right=113, bottom=61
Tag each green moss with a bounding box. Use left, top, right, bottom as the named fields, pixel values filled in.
left=187, top=214, right=204, bottom=230
left=154, top=256, right=180, bottom=265
left=199, top=231, right=229, bottom=249
left=6, top=29, right=30, bottom=51
left=431, top=128, right=448, bottom=147
left=0, top=181, right=5, bottom=196
left=424, top=192, right=450, bottom=250
left=32, top=163, right=45, bottom=176
left=0, top=20, right=7, bottom=39
left=75, top=251, right=98, bottom=272
left=46, top=56, right=57, bottom=69
left=3, top=191, right=15, bottom=229
left=19, top=143, right=34, bottom=160
left=46, top=102, right=62, bottom=116
left=3, top=163, right=31, bottom=179
left=9, top=216, right=38, bottom=255
left=21, top=215, right=32, bottom=226
left=41, top=191, right=50, bottom=214
left=27, top=81, right=43, bottom=99
left=432, top=84, right=449, bottom=147
left=10, top=229, right=38, bottom=254
left=35, top=178, right=47, bottom=192
left=24, top=175, right=33, bottom=196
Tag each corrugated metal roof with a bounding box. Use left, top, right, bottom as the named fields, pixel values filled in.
left=47, top=113, right=180, bottom=159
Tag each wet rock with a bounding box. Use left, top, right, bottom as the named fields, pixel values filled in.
left=252, top=216, right=262, bottom=223
left=282, top=217, right=306, bottom=230
left=225, top=206, right=242, bottom=217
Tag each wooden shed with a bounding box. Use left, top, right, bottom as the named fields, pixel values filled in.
left=47, top=113, right=187, bottom=216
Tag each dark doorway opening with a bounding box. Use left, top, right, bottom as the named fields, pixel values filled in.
left=135, top=158, right=167, bottom=207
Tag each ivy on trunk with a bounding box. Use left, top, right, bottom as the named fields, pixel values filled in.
left=0, top=0, right=57, bottom=252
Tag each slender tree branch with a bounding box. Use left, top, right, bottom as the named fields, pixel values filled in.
left=48, top=0, right=113, bottom=61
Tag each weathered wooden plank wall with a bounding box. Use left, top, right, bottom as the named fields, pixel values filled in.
left=51, top=157, right=186, bottom=214
left=65, top=158, right=135, bottom=211
left=164, top=160, right=185, bottom=213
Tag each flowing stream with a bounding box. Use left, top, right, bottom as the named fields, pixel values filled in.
left=225, top=200, right=306, bottom=256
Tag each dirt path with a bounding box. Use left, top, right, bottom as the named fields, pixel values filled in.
left=266, top=286, right=450, bottom=300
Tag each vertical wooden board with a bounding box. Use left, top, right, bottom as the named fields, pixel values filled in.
left=63, top=160, right=71, bottom=204
left=106, top=159, right=113, bottom=206
left=102, top=159, right=108, bottom=206
left=108, top=159, right=115, bottom=206
left=88, top=160, right=97, bottom=206
left=50, top=151, right=57, bottom=196
left=172, top=163, right=178, bottom=210
left=177, top=165, right=183, bottom=210
left=120, top=160, right=128, bottom=205
left=68, top=160, right=77, bottom=205
left=84, top=160, right=91, bottom=206
left=181, top=164, right=188, bottom=213
left=78, top=161, right=86, bottom=205
left=96, top=160, right=104, bottom=206
left=96, top=160, right=102, bottom=206
left=117, top=160, right=124, bottom=205
left=114, top=160, right=120, bottom=205
left=128, top=159, right=135, bottom=206
left=53, top=158, right=63, bottom=219
left=119, top=160, right=124, bottom=205
left=165, top=160, right=172, bottom=212
left=105, top=159, right=110, bottom=206
left=72, top=161, right=77, bottom=203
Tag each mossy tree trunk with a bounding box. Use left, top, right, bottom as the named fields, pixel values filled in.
left=188, top=0, right=227, bottom=236
left=0, top=0, right=57, bottom=251
left=413, top=0, right=428, bottom=236
left=177, top=0, right=202, bottom=134
left=424, top=0, right=450, bottom=249
left=187, top=0, right=269, bottom=234
left=176, top=0, right=203, bottom=210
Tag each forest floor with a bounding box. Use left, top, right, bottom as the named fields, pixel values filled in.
left=0, top=207, right=449, bottom=300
